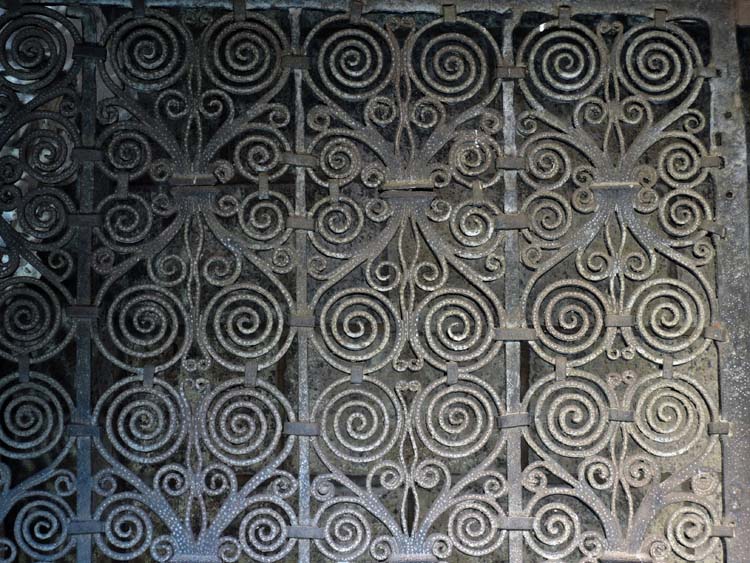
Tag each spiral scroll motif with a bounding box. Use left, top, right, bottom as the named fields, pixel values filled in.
left=629, top=376, right=708, bottom=457
left=0, top=278, right=67, bottom=362
left=614, top=24, right=701, bottom=102
left=98, top=377, right=187, bottom=464
left=103, top=284, right=189, bottom=369
left=14, top=493, right=74, bottom=560
left=313, top=378, right=401, bottom=463
left=314, top=502, right=372, bottom=561
left=199, top=380, right=290, bottom=467
left=105, top=10, right=190, bottom=91
left=408, top=19, right=499, bottom=103
left=0, top=372, right=72, bottom=459
left=518, top=22, right=606, bottom=101
left=0, top=8, right=79, bottom=92
left=317, top=288, right=401, bottom=370
left=413, top=288, right=497, bottom=367
left=201, top=14, right=288, bottom=94
left=238, top=496, right=296, bottom=561
left=201, top=284, right=287, bottom=371
left=414, top=377, right=500, bottom=458
left=625, top=278, right=709, bottom=362
left=531, top=279, right=608, bottom=363
left=308, top=16, right=395, bottom=102
left=447, top=497, right=506, bottom=556
left=527, top=372, right=614, bottom=458
left=525, top=501, right=582, bottom=560
left=94, top=494, right=154, bottom=560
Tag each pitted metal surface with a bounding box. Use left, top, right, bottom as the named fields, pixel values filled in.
left=0, top=1, right=748, bottom=562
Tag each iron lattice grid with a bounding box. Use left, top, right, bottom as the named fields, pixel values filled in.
left=0, top=0, right=748, bottom=561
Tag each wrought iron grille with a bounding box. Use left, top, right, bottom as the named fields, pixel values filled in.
left=0, top=0, right=748, bottom=562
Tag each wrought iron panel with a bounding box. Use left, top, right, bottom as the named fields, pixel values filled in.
left=0, top=1, right=748, bottom=562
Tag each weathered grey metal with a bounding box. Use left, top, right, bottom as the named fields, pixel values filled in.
left=0, top=1, right=746, bottom=562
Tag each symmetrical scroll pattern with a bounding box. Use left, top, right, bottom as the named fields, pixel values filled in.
left=0, top=3, right=735, bottom=563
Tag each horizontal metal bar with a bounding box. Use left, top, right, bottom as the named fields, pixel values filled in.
left=495, top=213, right=530, bottom=230
left=708, top=421, right=733, bottom=435
left=67, top=305, right=99, bottom=318
left=499, top=515, right=535, bottom=531
left=281, top=54, right=311, bottom=70
left=284, top=422, right=320, bottom=436
left=68, top=213, right=101, bottom=227
left=494, top=327, right=536, bottom=341
left=497, top=412, right=531, bottom=429
left=287, top=526, right=324, bottom=539
left=68, top=520, right=105, bottom=535
left=72, top=147, right=103, bottom=162
left=67, top=423, right=100, bottom=438
left=606, top=314, right=634, bottom=327
left=287, top=215, right=315, bottom=231
left=609, top=409, right=635, bottom=423
left=289, top=314, right=315, bottom=328
left=72, top=44, right=107, bottom=60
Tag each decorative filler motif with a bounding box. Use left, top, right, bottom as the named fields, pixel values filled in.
left=0, top=2, right=744, bottom=562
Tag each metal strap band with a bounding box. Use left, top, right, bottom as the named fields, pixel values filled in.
left=329, top=181, right=341, bottom=202
left=142, top=365, right=155, bottom=387
left=169, top=174, right=217, bottom=186
left=471, top=180, right=484, bottom=202
left=287, top=215, right=315, bottom=231
left=69, top=520, right=105, bottom=535
left=446, top=361, right=459, bottom=385
left=258, top=172, right=269, bottom=199
left=350, top=364, right=364, bottom=384
left=496, top=213, right=530, bottom=230
left=281, top=151, right=317, bottom=167
left=606, top=314, right=633, bottom=328
left=284, top=422, right=320, bottom=437
left=499, top=515, right=535, bottom=531
left=609, top=409, right=635, bottom=423
left=232, top=0, right=246, bottom=20
left=497, top=65, right=526, bottom=80
left=662, top=355, right=674, bottom=378
left=704, top=323, right=728, bottom=342
left=289, top=314, right=315, bottom=328
left=711, top=524, right=735, bottom=538
left=288, top=526, right=325, bottom=540
left=117, top=173, right=129, bottom=192
left=67, top=423, right=100, bottom=438
left=244, top=361, right=258, bottom=387
left=708, top=421, right=732, bottom=435
left=701, top=155, right=723, bottom=168
left=653, top=8, right=668, bottom=26
left=555, top=356, right=567, bottom=380
left=496, top=155, right=526, bottom=171
left=600, top=553, right=653, bottom=563
left=382, top=178, right=433, bottom=190
left=67, top=305, right=99, bottom=319
left=696, top=65, right=721, bottom=78
left=591, top=181, right=640, bottom=190
left=69, top=213, right=101, bottom=228
left=497, top=412, right=531, bottom=429
left=702, top=219, right=727, bottom=237
left=495, top=327, right=536, bottom=341
left=380, top=189, right=435, bottom=201
left=72, top=147, right=103, bottom=162
left=73, top=44, right=107, bottom=61
left=350, top=0, right=364, bottom=22
left=132, top=0, right=145, bottom=16
left=281, top=54, right=310, bottom=70
left=558, top=5, right=572, bottom=27
left=441, top=1, right=456, bottom=22
left=388, top=556, right=438, bottom=563
left=18, top=354, right=30, bottom=382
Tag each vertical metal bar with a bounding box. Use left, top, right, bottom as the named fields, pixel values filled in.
left=71, top=6, right=98, bottom=563
left=710, top=1, right=750, bottom=559
left=290, top=8, right=311, bottom=563
left=501, top=10, right=524, bottom=563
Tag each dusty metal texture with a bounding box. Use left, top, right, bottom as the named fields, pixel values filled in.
left=0, top=0, right=747, bottom=562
